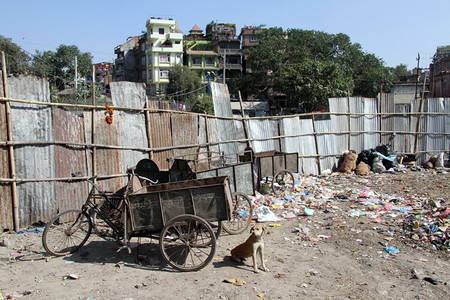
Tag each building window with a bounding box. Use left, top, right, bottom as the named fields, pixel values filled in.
left=159, top=28, right=164, bottom=34
left=192, top=57, right=202, bottom=66
left=160, top=54, right=170, bottom=63
left=160, top=69, right=169, bottom=78
left=148, top=71, right=152, bottom=80
left=141, top=57, right=146, bottom=66
left=251, top=35, right=258, bottom=42
left=205, top=57, right=214, bottom=66
left=175, top=41, right=180, bottom=44
left=140, top=43, right=146, bottom=51
left=176, top=54, right=181, bottom=61
left=141, top=70, right=146, bottom=80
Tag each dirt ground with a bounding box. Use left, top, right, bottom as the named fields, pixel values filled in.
left=1, top=168, right=449, bottom=300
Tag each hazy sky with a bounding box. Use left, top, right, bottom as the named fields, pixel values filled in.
left=3, top=0, right=449, bottom=70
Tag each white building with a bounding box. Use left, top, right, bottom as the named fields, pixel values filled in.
left=146, top=18, right=183, bottom=95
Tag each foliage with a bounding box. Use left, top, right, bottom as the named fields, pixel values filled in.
left=191, top=94, right=214, bottom=115
left=32, top=45, right=93, bottom=92
left=0, top=35, right=31, bottom=74
left=392, top=63, right=413, bottom=77
left=244, top=28, right=396, bottom=111
left=280, top=59, right=348, bottom=111
left=167, top=64, right=201, bottom=96
left=166, top=64, right=202, bottom=102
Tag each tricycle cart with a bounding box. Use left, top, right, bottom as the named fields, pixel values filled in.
left=42, top=160, right=233, bottom=272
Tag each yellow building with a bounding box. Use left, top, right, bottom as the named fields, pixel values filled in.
left=146, top=17, right=183, bottom=95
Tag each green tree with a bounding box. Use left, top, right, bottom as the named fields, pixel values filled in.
left=244, top=28, right=395, bottom=110
left=166, top=64, right=202, bottom=102
left=32, top=45, right=93, bottom=91
left=192, top=94, right=214, bottom=115
left=392, top=63, right=412, bottom=77
left=0, top=35, right=31, bottom=74
left=280, top=59, right=348, bottom=111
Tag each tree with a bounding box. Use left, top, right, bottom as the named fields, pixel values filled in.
left=244, top=28, right=395, bottom=110
left=166, top=64, right=202, bottom=102
left=280, top=59, right=348, bottom=111
left=0, top=35, right=31, bottom=74
left=392, top=64, right=412, bottom=77
left=32, top=45, right=93, bottom=92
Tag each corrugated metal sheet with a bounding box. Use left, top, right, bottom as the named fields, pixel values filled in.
left=149, top=111, right=173, bottom=169
left=111, top=82, right=149, bottom=172
left=280, top=117, right=318, bottom=175
left=329, top=97, right=350, bottom=155
left=8, top=75, right=56, bottom=227
left=423, top=98, right=449, bottom=162
left=53, top=108, right=88, bottom=214
left=349, top=97, right=365, bottom=151
left=248, top=118, right=280, bottom=152
left=210, top=82, right=239, bottom=159
left=84, top=110, right=124, bottom=191
left=314, top=120, right=338, bottom=173
left=171, top=113, right=199, bottom=158
left=363, top=98, right=379, bottom=150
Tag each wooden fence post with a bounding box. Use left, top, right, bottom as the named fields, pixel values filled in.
left=2, top=51, right=19, bottom=231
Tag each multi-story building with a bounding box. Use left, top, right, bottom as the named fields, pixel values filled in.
left=240, top=25, right=266, bottom=74
left=184, top=24, right=220, bottom=84
left=113, top=36, right=139, bottom=82
left=430, top=45, right=450, bottom=97
left=146, top=17, right=183, bottom=96
left=206, top=22, right=242, bottom=86
left=134, top=34, right=147, bottom=84
left=94, top=62, right=113, bottom=94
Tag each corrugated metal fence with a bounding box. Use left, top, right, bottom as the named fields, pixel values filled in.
left=1, top=75, right=449, bottom=231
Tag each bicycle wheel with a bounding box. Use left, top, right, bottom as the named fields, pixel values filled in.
left=222, top=192, right=253, bottom=235
left=42, top=209, right=92, bottom=256
left=159, top=214, right=216, bottom=272
left=272, top=170, right=295, bottom=195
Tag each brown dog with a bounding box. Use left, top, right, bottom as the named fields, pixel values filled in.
left=230, top=224, right=268, bottom=273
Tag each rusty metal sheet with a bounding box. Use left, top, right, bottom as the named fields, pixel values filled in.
left=148, top=111, right=173, bottom=169
left=7, top=75, right=56, bottom=228
left=84, top=110, right=124, bottom=192
left=53, top=108, right=89, bottom=214
left=128, top=176, right=232, bottom=230
left=171, top=113, right=199, bottom=158
left=196, top=162, right=255, bottom=195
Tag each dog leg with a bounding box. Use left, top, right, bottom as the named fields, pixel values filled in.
left=252, top=248, right=259, bottom=273
left=260, top=244, right=269, bottom=272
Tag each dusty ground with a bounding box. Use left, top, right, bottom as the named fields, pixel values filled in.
left=1, top=168, right=449, bottom=300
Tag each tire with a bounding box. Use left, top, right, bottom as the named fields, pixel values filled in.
left=222, top=192, right=253, bottom=235
left=272, top=170, right=295, bottom=195
left=42, top=209, right=92, bottom=256
left=159, top=214, right=216, bottom=272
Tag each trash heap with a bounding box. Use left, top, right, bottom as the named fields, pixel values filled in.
left=250, top=170, right=449, bottom=250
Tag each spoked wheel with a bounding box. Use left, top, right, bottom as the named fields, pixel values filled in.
left=159, top=214, right=216, bottom=272
left=42, top=209, right=92, bottom=256
left=272, top=170, right=295, bottom=195
left=222, top=192, right=253, bottom=235
left=91, top=199, right=123, bottom=240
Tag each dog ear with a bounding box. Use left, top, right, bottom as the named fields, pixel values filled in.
left=250, top=226, right=254, bottom=233
left=262, top=226, right=267, bottom=234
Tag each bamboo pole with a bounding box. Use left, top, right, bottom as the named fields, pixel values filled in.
left=238, top=91, right=250, bottom=148
left=311, top=113, right=321, bottom=174
left=414, top=74, right=427, bottom=154
left=91, top=65, right=97, bottom=179
left=2, top=51, right=19, bottom=231
left=145, top=98, right=154, bottom=160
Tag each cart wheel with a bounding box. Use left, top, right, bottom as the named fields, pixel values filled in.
left=222, top=192, right=253, bottom=235
left=159, top=214, right=216, bottom=272
left=42, top=209, right=92, bottom=256
left=272, top=170, right=295, bottom=195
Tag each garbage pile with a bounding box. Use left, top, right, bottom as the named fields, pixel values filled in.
left=250, top=171, right=449, bottom=250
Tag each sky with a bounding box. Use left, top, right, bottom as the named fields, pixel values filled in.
left=2, top=0, right=449, bottom=70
